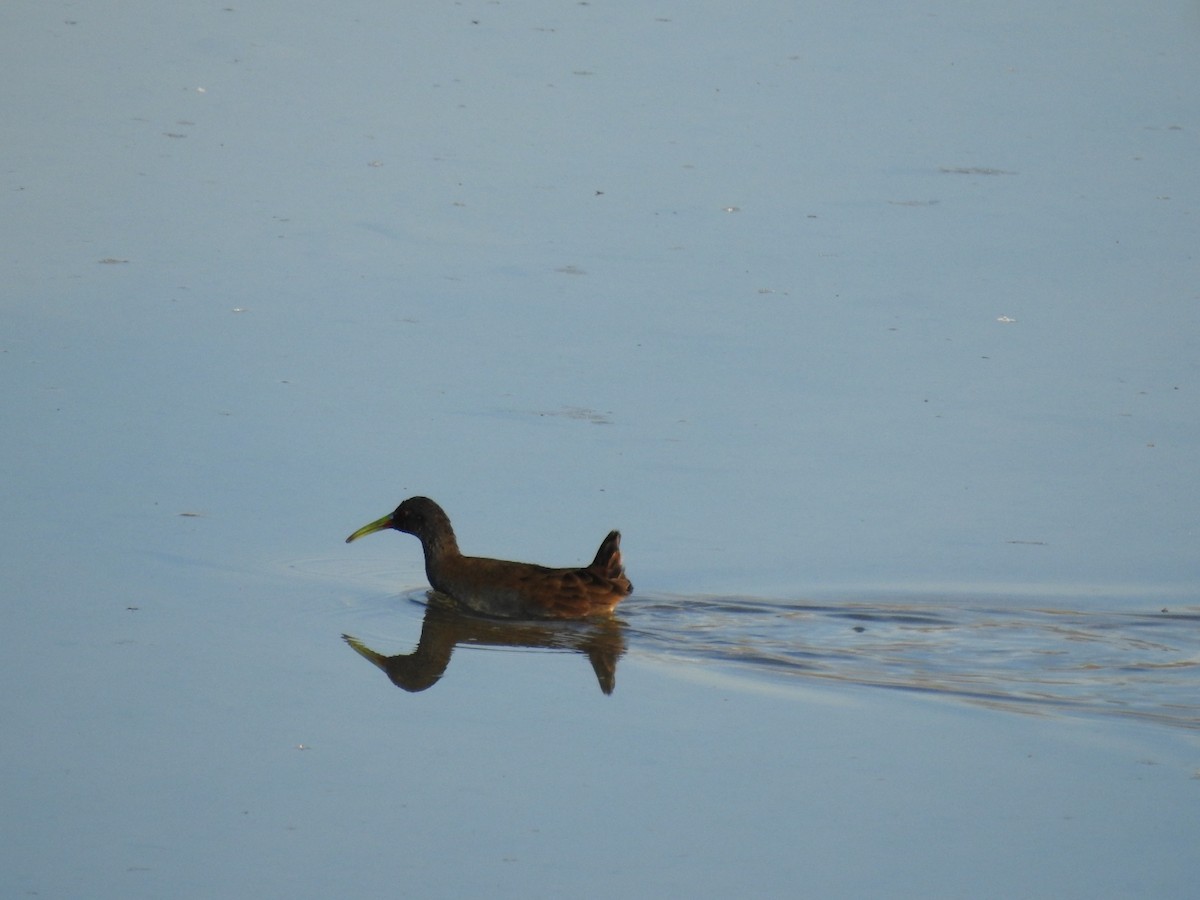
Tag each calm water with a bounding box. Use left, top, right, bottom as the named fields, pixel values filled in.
left=6, top=0, right=1200, bottom=896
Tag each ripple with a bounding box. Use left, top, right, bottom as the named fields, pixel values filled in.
left=620, top=594, right=1200, bottom=730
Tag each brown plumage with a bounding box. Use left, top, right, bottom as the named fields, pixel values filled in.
left=345, top=496, right=632, bottom=619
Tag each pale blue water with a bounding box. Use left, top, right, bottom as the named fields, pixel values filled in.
left=4, top=0, right=1199, bottom=897
left=629, top=593, right=1200, bottom=728
left=339, top=587, right=1199, bottom=730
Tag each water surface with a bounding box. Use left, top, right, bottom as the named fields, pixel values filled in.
left=5, top=0, right=1199, bottom=897
left=342, top=588, right=1200, bottom=730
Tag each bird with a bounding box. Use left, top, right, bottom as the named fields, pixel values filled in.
left=345, top=496, right=632, bottom=619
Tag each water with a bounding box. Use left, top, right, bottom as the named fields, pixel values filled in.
left=630, top=594, right=1200, bottom=729
left=5, top=0, right=1200, bottom=896
left=340, top=588, right=1200, bottom=730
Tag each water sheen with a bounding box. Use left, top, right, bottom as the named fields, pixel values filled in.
left=622, top=595, right=1200, bottom=730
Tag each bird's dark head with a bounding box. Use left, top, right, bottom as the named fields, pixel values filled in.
left=387, top=496, right=448, bottom=538
left=345, top=496, right=451, bottom=544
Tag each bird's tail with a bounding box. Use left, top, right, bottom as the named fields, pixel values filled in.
left=590, top=530, right=629, bottom=587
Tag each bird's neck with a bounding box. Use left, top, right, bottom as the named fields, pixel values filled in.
left=417, top=520, right=462, bottom=587
left=419, top=529, right=460, bottom=561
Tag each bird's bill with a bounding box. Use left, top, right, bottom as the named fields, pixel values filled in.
left=345, top=513, right=394, bottom=543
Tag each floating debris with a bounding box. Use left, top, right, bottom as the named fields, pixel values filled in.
left=939, top=166, right=1017, bottom=175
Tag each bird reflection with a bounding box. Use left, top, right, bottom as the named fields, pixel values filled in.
left=343, top=593, right=627, bottom=694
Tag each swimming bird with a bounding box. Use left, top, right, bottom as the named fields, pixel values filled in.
left=345, top=496, right=632, bottom=618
